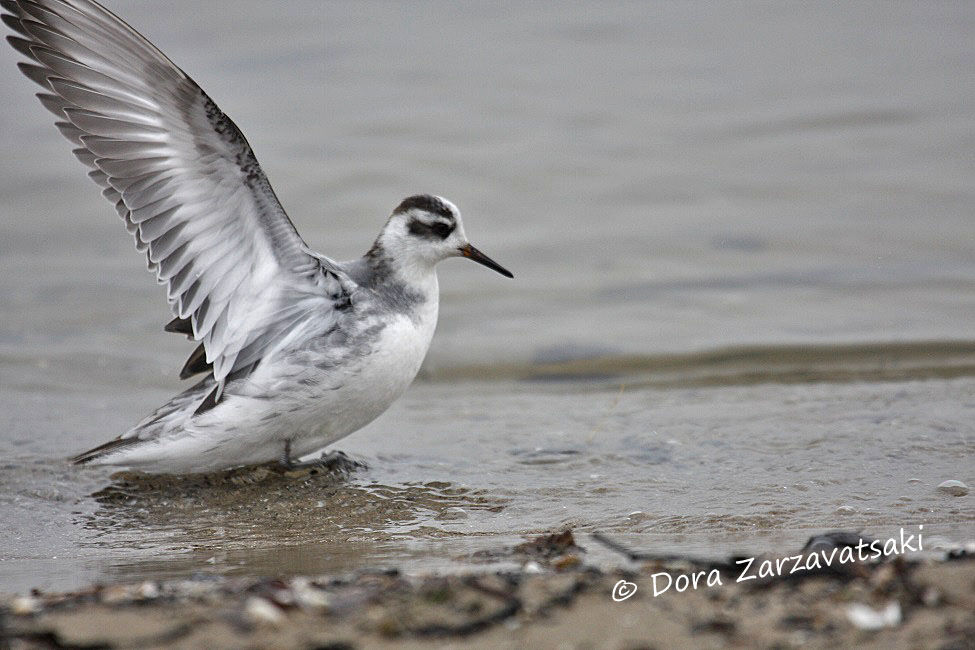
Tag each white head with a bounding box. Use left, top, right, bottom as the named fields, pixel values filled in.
left=371, top=194, right=513, bottom=282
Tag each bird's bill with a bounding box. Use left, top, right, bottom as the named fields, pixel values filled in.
left=458, top=244, right=513, bottom=278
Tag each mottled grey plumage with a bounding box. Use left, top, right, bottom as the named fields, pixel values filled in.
left=4, top=0, right=512, bottom=473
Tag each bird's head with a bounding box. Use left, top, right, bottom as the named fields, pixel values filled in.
left=373, top=194, right=513, bottom=280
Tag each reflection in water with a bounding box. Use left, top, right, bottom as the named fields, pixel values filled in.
left=77, top=465, right=508, bottom=584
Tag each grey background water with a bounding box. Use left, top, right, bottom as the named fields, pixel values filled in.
left=0, top=1, right=973, bottom=594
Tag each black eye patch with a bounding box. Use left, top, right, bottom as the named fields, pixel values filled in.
left=430, top=221, right=454, bottom=238
left=409, top=219, right=454, bottom=239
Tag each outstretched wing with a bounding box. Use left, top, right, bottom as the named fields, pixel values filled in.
left=3, top=0, right=347, bottom=400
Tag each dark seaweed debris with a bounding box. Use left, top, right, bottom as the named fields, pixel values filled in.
left=3, top=530, right=974, bottom=649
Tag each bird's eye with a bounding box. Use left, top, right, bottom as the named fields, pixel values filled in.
left=430, top=222, right=453, bottom=239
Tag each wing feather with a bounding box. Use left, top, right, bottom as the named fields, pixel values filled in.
left=4, top=0, right=348, bottom=400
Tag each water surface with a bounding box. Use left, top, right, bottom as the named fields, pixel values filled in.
left=0, top=1, right=973, bottom=594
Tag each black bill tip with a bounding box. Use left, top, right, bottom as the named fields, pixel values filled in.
left=459, top=244, right=513, bottom=278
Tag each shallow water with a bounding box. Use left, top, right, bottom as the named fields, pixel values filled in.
left=1, top=1, right=973, bottom=594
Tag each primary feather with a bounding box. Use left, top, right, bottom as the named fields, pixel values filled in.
left=3, top=0, right=344, bottom=404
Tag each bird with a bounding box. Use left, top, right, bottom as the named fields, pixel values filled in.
left=2, top=0, right=513, bottom=474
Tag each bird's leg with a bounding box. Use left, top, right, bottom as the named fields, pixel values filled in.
left=279, top=439, right=296, bottom=470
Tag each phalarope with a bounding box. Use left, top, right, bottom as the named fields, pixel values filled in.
left=3, top=0, right=512, bottom=473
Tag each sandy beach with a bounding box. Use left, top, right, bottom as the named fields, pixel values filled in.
left=4, top=529, right=973, bottom=649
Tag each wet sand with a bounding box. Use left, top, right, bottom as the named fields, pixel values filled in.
left=4, top=530, right=973, bottom=649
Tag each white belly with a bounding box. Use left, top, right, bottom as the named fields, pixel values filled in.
left=199, top=307, right=438, bottom=465
left=289, top=311, right=435, bottom=455
left=114, top=297, right=439, bottom=473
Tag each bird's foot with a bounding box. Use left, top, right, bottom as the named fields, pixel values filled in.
left=316, top=449, right=366, bottom=472
left=278, top=442, right=365, bottom=475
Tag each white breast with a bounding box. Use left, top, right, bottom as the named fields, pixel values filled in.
left=285, top=279, right=440, bottom=456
